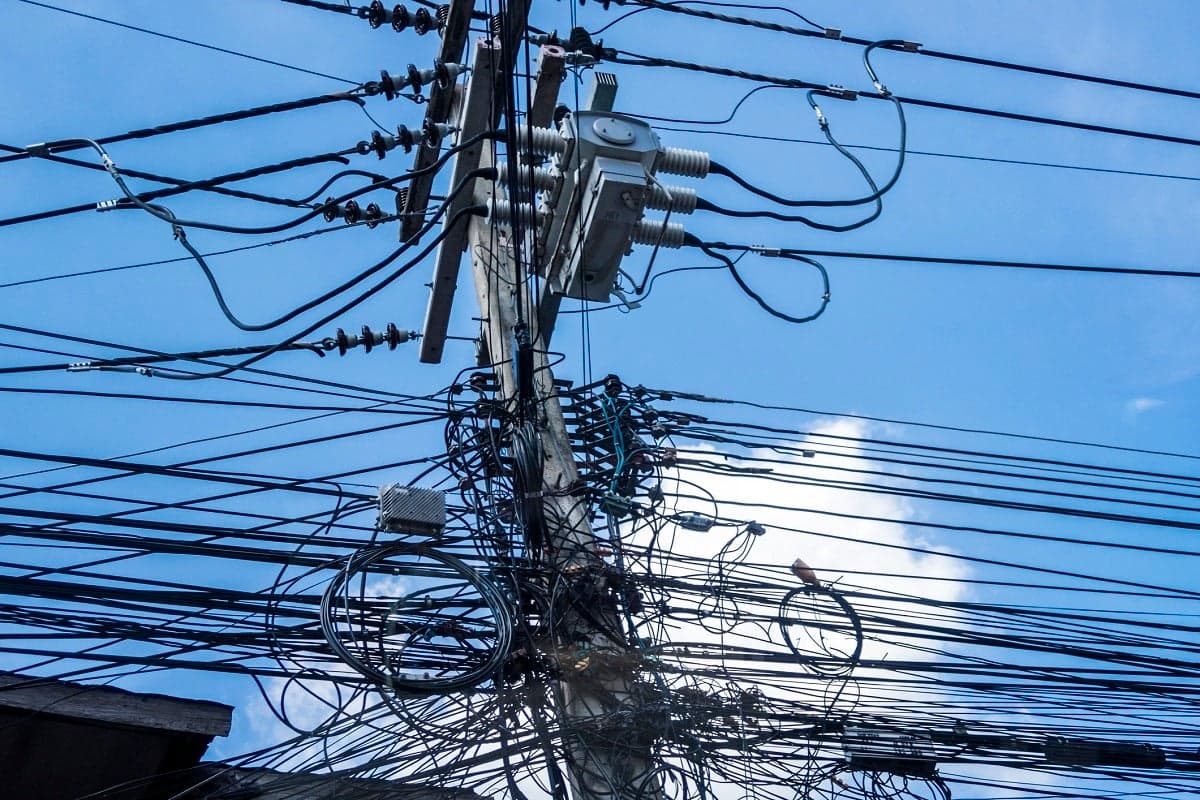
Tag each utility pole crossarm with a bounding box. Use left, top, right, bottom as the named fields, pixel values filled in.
left=399, top=0, right=476, bottom=242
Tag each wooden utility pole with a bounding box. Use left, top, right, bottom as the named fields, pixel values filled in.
left=442, top=32, right=663, bottom=800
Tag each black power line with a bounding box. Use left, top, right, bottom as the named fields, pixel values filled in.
left=609, top=50, right=1200, bottom=149
left=617, top=0, right=1200, bottom=103
left=16, top=0, right=356, bottom=83
left=700, top=240, right=1200, bottom=279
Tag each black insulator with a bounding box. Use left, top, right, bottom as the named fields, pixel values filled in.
left=436, top=4, right=449, bottom=27
left=413, top=7, right=434, bottom=34
left=364, top=203, right=384, bottom=228
left=604, top=374, right=623, bottom=397
left=422, top=118, right=444, bottom=147
left=321, top=197, right=339, bottom=222
left=432, top=59, right=452, bottom=90
left=343, top=199, right=362, bottom=223
left=396, top=124, right=417, bottom=152
left=390, top=3, right=411, bottom=31
left=334, top=328, right=351, bottom=356
left=385, top=322, right=403, bottom=349
left=369, top=130, right=389, bottom=158
left=361, top=325, right=376, bottom=353
left=489, top=13, right=502, bottom=38
left=405, top=63, right=423, bottom=92
left=379, top=69, right=398, bottom=101
left=367, top=0, right=388, bottom=28
left=567, top=26, right=594, bottom=53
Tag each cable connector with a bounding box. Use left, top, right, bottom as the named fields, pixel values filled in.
left=750, top=245, right=781, bottom=257
left=899, top=40, right=922, bottom=52
left=676, top=512, right=715, bottom=532
left=95, top=199, right=123, bottom=212
left=824, top=84, right=858, bottom=101
left=811, top=104, right=828, bottom=130
left=823, top=27, right=842, bottom=39
left=23, top=142, right=51, bottom=158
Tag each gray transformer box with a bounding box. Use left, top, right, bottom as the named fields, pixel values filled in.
left=543, top=112, right=662, bottom=302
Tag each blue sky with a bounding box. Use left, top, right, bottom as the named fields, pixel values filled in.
left=1, top=0, right=1198, bottom=795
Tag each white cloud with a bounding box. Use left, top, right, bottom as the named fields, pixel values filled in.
left=1126, top=396, right=1165, bottom=415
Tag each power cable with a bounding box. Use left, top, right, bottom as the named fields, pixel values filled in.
left=0, top=87, right=373, bottom=167
left=607, top=49, right=1200, bottom=149
left=614, top=0, right=1200, bottom=103
left=15, top=0, right=357, bottom=84
left=0, top=149, right=353, bottom=229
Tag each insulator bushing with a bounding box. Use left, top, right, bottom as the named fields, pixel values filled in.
left=512, top=125, right=566, bottom=156
left=343, top=199, right=362, bottom=224
left=364, top=202, right=384, bottom=228
left=658, top=146, right=711, bottom=178
left=497, top=162, right=556, bottom=192
left=647, top=183, right=697, bottom=214
left=488, top=198, right=542, bottom=226
left=632, top=218, right=686, bottom=248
